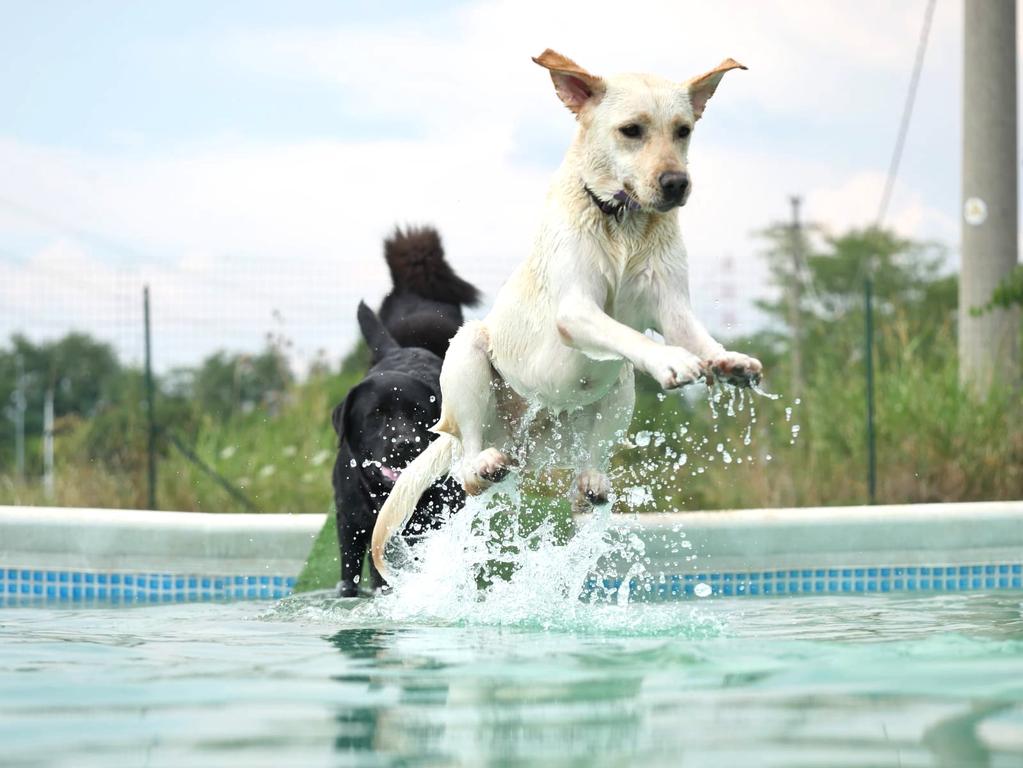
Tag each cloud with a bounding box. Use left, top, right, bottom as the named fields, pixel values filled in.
left=225, top=0, right=961, bottom=126
left=0, top=0, right=969, bottom=370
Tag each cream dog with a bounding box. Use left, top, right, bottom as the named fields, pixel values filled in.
left=372, top=50, right=762, bottom=578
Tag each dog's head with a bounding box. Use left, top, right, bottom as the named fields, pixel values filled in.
left=332, top=372, right=441, bottom=490
left=533, top=49, right=745, bottom=213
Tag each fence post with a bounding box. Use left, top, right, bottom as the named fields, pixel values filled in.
left=864, top=278, right=877, bottom=505
left=144, top=286, right=157, bottom=510
left=13, top=354, right=25, bottom=479
left=43, top=387, right=54, bottom=500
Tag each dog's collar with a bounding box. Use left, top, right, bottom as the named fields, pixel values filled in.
left=584, top=185, right=641, bottom=219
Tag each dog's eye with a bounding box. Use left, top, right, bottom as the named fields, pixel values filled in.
left=619, top=124, right=643, bottom=139
left=676, top=125, right=692, bottom=140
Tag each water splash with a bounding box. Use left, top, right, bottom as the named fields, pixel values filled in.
left=310, top=381, right=794, bottom=634
left=367, top=487, right=620, bottom=628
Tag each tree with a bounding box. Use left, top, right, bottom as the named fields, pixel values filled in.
left=0, top=333, right=123, bottom=469
left=757, top=226, right=952, bottom=380
left=185, top=345, right=294, bottom=421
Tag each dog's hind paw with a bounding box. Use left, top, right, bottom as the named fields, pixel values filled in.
left=462, top=448, right=512, bottom=495
left=572, top=469, right=611, bottom=513
left=336, top=580, right=359, bottom=598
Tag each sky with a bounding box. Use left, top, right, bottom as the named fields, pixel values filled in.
left=0, top=0, right=994, bottom=372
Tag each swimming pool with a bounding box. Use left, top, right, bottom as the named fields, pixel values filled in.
left=3, top=501, right=1022, bottom=765
left=2, top=591, right=1021, bottom=766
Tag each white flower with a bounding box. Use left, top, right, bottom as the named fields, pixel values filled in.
left=310, top=449, right=331, bottom=466
left=282, top=445, right=297, bottom=457
left=219, top=445, right=237, bottom=460
left=259, top=464, right=277, bottom=478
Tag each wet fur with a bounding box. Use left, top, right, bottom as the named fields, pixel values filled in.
left=372, top=51, right=763, bottom=578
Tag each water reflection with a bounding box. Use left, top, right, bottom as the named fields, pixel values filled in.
left=326, top=626, right=645, bottom=764
left=321, top=594, right=1023, bottom=767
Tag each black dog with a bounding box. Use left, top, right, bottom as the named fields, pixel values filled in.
left=378, top=226, right=480, bottom=358
left=330, top=227, right=479, bottom=597
left=331, top=304, right=466, bottom=597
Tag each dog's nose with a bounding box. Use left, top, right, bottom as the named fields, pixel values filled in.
left=658, top=171, right=689, bottom=202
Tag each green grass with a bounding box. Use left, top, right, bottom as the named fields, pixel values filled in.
left=294, top=509, right=340, bottom=593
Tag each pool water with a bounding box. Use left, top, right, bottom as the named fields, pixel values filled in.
left=2, top=591, right=1022, bottom=767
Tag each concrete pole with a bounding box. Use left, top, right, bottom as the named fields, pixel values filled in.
left=960, top=0, right=1020, bottom=394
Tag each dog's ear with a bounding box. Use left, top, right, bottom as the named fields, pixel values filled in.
left=685, top=58, right=747, bottom=120
left=331, top=398, right=350, bottom=439
left=331, top=383, right=365, bottom=441
left=532, top=49, right=605, bottom=114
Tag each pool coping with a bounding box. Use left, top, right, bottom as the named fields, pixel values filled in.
left=2, top=501, right=1021, bottom=603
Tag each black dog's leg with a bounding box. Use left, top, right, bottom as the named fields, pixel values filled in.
left=337, top=519, right=370, bottom=598
left=368, top=551, right=387, bottom=593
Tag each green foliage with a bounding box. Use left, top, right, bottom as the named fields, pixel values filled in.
left=756, top=225, right=953, bottom=380
left=973, top=264, right=1023, bottom=314
left=1, top=224, right=1019, bottom=594
left=181, top=345, right=294, bottom=422
left=0, top=333, right=125, bottom=469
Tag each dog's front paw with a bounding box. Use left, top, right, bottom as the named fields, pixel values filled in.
left=704, top=351, right=763, bottom=387
left=461, top=448, right=512, bottom=495
left=648, top=347, right=705, bottom=390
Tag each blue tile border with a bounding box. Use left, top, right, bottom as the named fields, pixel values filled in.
left=0, top=567, right=296, bottom=606
left=5, top=561, right=1022, bottom=606
left=586, top=561, right=1023, bottom=602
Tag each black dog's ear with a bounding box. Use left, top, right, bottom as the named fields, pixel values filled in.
left=357, top=301, right=399, bottom=364
left=330, top=399, right=348, bottom=438
left=331, top=382, right=364, bottom=440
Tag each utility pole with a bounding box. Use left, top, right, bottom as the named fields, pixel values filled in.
left=960, top=0, right=1019, bottom=394
left=788, top=196, right=805, bottom=398
left=43, top=387, right=54, bottom=500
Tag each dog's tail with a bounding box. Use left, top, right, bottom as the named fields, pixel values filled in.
left=357, top=300, right=399, bottom=363
left=371, top=431, right=457, bottom=580
left=385, top=226, right=481, bottom=307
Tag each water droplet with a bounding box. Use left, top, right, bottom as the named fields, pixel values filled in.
left=694, top=582, right=712, bottom=598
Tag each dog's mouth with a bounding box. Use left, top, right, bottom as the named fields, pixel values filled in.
left=379, top=465, right=401, bottom=483
left=624, top=188, right=685, bottom=214
left=612, top=189, right=642, bottom=211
